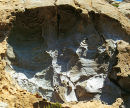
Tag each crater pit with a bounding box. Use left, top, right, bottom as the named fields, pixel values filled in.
left=5, top=6, right=125, bottom=104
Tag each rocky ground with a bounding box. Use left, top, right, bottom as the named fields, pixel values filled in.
left=0, top=0, right=130, bottom=108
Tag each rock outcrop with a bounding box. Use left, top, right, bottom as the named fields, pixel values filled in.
left=123, top=0, right=130, bottom=3
left=63, top=98, right=123, bottom=108
left=0, top=0, right=130, bottom=107
left=118, top=2, right=130, bottom=19
left=109, top=41, right=130, bottom=91
left=0, top=35, right=55, bottom=108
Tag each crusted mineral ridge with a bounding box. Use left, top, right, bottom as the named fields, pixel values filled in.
left=2, top=0, right=130, bottom=106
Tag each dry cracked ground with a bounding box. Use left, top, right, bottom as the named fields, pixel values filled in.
left=0, top=0, right=130, bottom=108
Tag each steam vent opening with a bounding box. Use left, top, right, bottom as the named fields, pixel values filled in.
left=5, top=6, right=126, bottom=104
